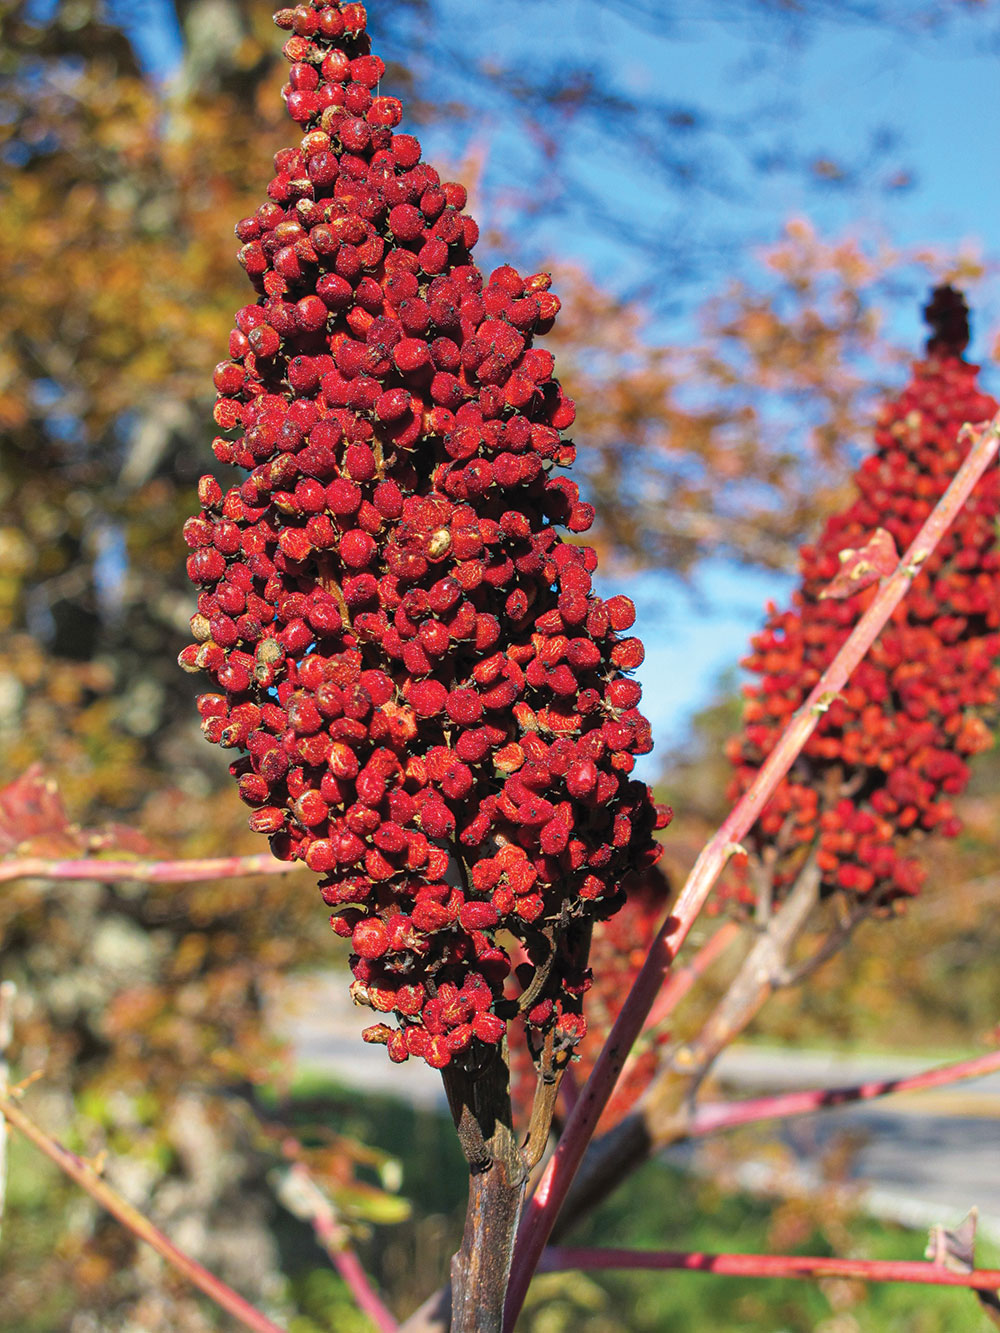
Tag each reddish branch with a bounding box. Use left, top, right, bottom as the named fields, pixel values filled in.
left=690, top=1046, right=1000, bottom=1136
left=276, top=1164, right=397, bottom=1333
left=502, top=408, right=1000, bottom=1329
left=0, top=852, right=302, bottom=884
left=597, top=919, right=741, bottom=1130
left=0, top=981, right=14, bottom=1240
left=0, top=1091, right=288, bottom=1333
left=540, top=1246, right=1000, bottom=1290
left=333, top=1248, right=398, bottom=1333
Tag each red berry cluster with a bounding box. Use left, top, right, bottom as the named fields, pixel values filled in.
left=180, top=0, right=669, bottom=1070
left=729, top=289, right=999, bottom=905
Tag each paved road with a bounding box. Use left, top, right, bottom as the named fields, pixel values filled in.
left=273, top=973, right=1000, bottom=1235
left=695, top=1046, right=1000, bottom=1236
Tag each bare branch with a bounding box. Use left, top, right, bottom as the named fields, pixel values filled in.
left=771, top=898, right=872, bottom=988
left=0, top=1090, right=288, bottom=1333
left=604, top=920, right=743, bottom=1128
left=670, top=856, right=821, bottom=1098
left=438, top=1040, right=528, bottom=1333
left=554, top=855, right=820, bottom=1227
left=540, top=1246, right=1000, bottom=1290
left=275, top=1165, right=397, bottom=1333
left=0, top=981, right=15, bottom=1242
left=691, top=1047, right=1000, bottom=1137
left=643, top=918, right=742, bottom=1033
left=0, top=853, right=304, bottom=885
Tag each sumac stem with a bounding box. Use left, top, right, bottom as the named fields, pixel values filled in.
left=443, top=1054, right=526, bottom=1333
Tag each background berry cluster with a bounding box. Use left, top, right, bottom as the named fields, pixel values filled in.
left=729, top=290, right=1000, bottom=907
left=181, top=0, right=669, bottom=1070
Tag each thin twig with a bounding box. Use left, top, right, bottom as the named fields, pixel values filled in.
left=275, top=1165, right=397, bottom=1333
left=522, top=1030, right=566, bottom=1170
left=0, top=1090, right=288, bottom=1333
left=690, top=1046, right=1000, bottom=1137
left=668, top=854, right=822, bottom=1097
left=0, top=981, right=15, bottom=1242
left=0, top=853, right=303, bottom=885
left=643, top=919, right=742, bottom=1033
left=603, top=920, right=742, bottom=1128
left=540, top=1246, right=1000, bottom=1289
left=771, top=898, right=871, bottom=988
left=502, top=409, right=1000, bottom=1329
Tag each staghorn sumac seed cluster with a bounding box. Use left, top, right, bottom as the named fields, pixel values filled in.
left=180, top=0, right=669, bottom=1070
left=729, top=288, right=999, bottom=906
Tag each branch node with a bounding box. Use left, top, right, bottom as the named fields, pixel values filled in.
left=11, top=1068, right=43, bottom=1097
left=811, top=691, right=840, bottom=715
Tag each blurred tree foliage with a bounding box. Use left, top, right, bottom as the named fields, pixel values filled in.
left=0, top=0, right=998, bottom=1327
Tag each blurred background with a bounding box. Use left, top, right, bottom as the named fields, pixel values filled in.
left=3, top=0, right=1000, bottom=1329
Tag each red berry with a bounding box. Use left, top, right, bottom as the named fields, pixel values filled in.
left=353, top=919, right=389, bottom=960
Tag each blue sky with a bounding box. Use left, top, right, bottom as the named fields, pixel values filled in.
left=121, top=0, right=1000, bottom=776
left=410, top=2, right=1000, bottom=304
left=409, top=1, right=1000, bottom=773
